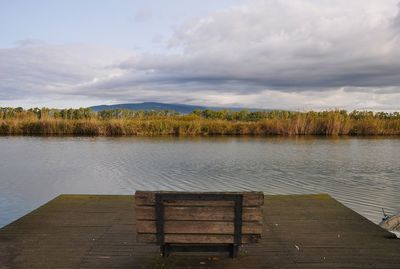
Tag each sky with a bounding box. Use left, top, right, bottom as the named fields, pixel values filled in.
left=1, top=0, right=400, bottom=110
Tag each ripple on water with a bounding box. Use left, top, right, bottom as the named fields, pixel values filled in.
left=0, top=136, right=399, bottom=227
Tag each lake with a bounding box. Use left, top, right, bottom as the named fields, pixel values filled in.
left=0, top=136, right=399, bottom=228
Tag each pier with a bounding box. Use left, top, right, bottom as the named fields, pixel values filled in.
left=1, top=194, right=399, bottom=268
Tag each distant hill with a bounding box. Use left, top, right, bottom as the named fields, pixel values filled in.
left=90, top=102, right=264, bottom=114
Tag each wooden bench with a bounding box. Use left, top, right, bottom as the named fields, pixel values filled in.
left=135, top=191, right=264, bottom=258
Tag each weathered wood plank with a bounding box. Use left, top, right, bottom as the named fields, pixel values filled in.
left=2, top=194, right=400, bottom=269
left=136, top=220, right=262, bottom=234
left=136, top=206, right=262, bottom=221
left=137, top=233, right=261, bottom=244
left=135, top=191, right=264, bottom=206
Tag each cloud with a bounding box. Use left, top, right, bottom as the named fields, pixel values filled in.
left=0, top=42, right=131, bottom=105
left=119, top=0, right=400, bottom=91
left=1, top=0, right=400, bottom=110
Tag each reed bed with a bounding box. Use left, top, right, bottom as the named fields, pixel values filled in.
left=0, top=107, right=399, bottom=136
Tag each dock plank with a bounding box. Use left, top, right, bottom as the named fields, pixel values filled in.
left=0, top=194, right=400, bottom=268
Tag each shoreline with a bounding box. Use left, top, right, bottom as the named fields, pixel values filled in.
left=1, top=133, right=400, bottom=137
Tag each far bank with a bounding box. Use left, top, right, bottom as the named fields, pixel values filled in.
left=1, top=107, right=399, bottom=136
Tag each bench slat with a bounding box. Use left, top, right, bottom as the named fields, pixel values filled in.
left=136, top=206, right=262, bottom=221
left=135, top=191, right=264, bottom=206
left=137, top=233, right=261, bottom=244
left=136, top=220, right=262, bottom=234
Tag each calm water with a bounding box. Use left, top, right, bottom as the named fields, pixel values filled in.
left=0, top=136, right=399, bottom=227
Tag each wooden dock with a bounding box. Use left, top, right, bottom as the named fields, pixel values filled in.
left=0, top=194, right=399, bottom=269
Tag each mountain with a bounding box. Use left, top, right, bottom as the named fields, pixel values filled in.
left=90, top=102, right=263, bottom=114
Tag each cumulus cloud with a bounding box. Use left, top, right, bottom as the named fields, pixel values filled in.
left=1, top=0, right=400, bottom=110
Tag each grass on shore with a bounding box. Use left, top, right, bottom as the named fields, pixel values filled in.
left=1, top=107, right=399, bottom=136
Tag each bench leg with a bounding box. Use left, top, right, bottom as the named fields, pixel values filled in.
left=160, top=244, right=170, bottom=258
left=230, top=244, right=239, bottom=258
left=160, top=245, right=166, bottom=258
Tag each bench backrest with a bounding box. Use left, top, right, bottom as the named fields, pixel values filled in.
left=135, top=191, right=264, bottom=245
